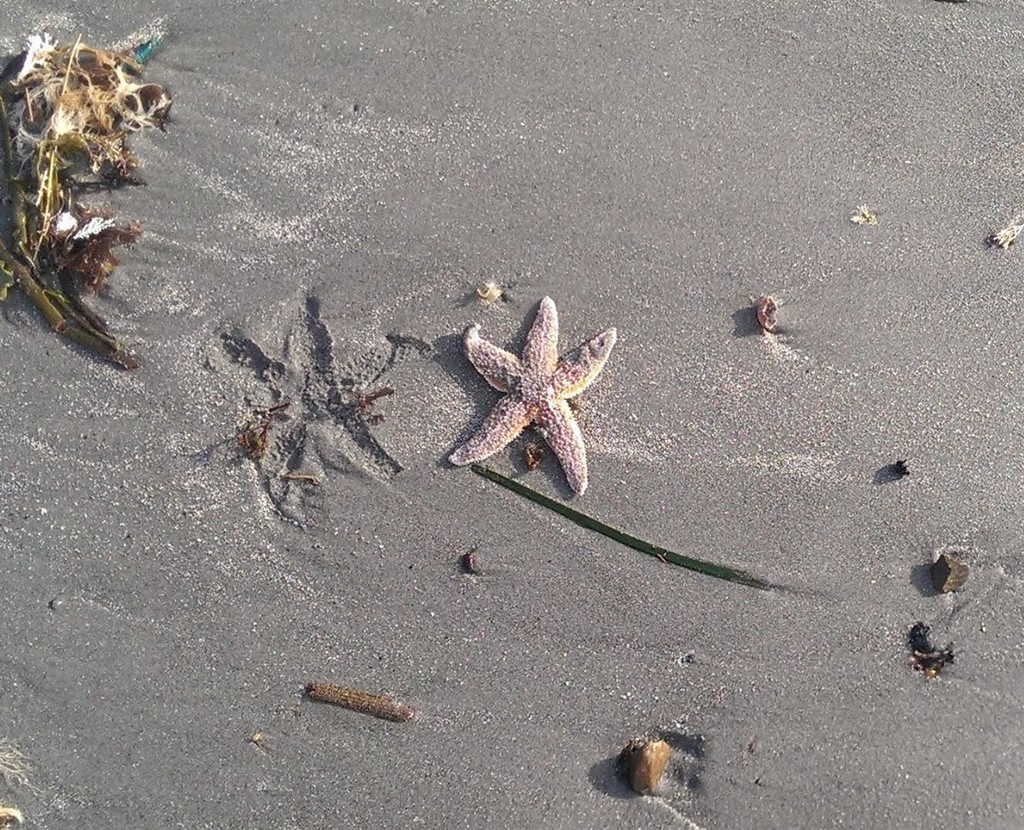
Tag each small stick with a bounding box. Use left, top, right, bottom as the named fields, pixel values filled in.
left=304, top=682, right=415, bottom=722
left=280, top=471, right=320, bottom=484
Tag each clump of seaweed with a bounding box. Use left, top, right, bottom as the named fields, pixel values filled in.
left=908, top=621, right=954, bottom=678
left=0, top=31, right=171, bottom=368
left=850, top=205, right=878, bottom=225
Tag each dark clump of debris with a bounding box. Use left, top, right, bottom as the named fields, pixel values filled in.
left=873, top=459, right=910, bottom=484
left=523, top=442, right=545, bottom=471
left=458, top=548, right=481, bottom=575
left=353, top=385, right=393, bottom=425
left=236, top=401, right=290, bottom=460
left=931, top=552, right=969, bottom=593
left=908, top=621, right=954, bottom=678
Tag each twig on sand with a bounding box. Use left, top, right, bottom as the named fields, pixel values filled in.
left=279, top=470, right=319, bottom=484
left=470, top=464, right=782, bottom=591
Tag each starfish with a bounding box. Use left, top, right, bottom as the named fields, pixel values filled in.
left=449, top=296, right=617, bottom=495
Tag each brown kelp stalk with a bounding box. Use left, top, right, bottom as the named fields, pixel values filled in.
left=0, top=32, right=171, bottom=368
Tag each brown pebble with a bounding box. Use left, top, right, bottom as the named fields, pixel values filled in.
left=755, top=295, right=778, bottom=333
left=621, top=738, right=671, bottom=795
left=931, top=553, right=969, bottom=593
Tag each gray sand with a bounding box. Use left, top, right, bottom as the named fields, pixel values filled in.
left=2, top=0, right=1023, bottom=827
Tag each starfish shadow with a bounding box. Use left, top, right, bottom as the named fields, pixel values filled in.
left=222, top=293, right=431, bottom=525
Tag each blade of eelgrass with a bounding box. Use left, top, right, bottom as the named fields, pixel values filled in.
left=471, top=464, right=780, bottom=591
left=0, top=245, right=139, bottom=368
left=0, top=85, right=29, bottom=257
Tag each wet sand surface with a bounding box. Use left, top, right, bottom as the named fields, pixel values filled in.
left=1, top=1, right=1023, bottom=827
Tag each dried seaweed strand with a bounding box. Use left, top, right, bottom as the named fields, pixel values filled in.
left=471, top=464, right=782, bottom=591
left=305, top=682, right=415, bottom=722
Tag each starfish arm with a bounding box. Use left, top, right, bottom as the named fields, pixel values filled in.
left=464, top=324, right=522, bottom=392
left=537, top=398, right=589, bottom=494
left=522, top=296, right=560, bottom=376
left=552, top=327, right=618, bottom=399
left=449, top=395, right=533, bottom=466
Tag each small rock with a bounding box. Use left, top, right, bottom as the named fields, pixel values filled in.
left=459, top=549, right=481, bottom=575
left=620, top=738, right=671, bottom=795
left=931, top=553, right=969, bottom=593
left=755, top=295, right=778, bottom=333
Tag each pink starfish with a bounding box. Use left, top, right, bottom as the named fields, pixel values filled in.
left=449, top=296, right=617, bottom=495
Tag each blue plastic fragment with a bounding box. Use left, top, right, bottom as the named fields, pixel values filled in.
left=132, top=34, right=163, bottom=64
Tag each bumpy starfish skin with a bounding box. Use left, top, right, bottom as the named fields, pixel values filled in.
left=449, top=296, right=617, bottom=494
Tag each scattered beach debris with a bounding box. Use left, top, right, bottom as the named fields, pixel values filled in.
left=931, top=552, right=969, bottom=593
left=874, top=459, right=910, bottom=484
left=476, top=280, right=504, bottom=303
left=304, top=682, right=415, bottom=722
left=458, top=547, right=481, bottom=575
left=0, top=32, right=172, bottom=367
left=988, top=218, right=1024, bottom=250
left=450, top=297, right=617, bottom=495
left=353, top=385, right=394, bottom=425
left=908, top=622, right=955, bottom=678
left=619, top=737, right=672, bottom=795
left=471, top=464, right=781, bottom=590
left=523, top=442, right=545, bottom=471
left=0, top=806, right=23, bottom=828
left=850, top=205, right=878, bottom=225
left=236, top=401, right=291, bottom=460
left=754, top=295, right=778, bottom=333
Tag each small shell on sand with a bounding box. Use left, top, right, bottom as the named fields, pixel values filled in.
left=476, top=280, right=504, bottom=303
left=620, top=737, right=672, bottom=795
left=0, top=806, right=24, bottom=828
left=931, top=553, right=969, bottom=593
left=755, top=295, right=778, bottom=333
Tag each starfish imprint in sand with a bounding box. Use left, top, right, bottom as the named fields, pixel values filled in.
left=449, top=296, right=617, bottom=495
